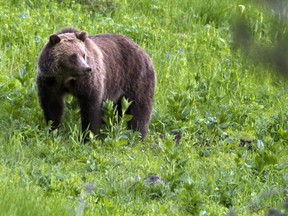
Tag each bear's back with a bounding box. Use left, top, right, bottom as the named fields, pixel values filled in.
left=88, top=34, right=152, bottom=72
left=90, top=34, right=142, bottom=53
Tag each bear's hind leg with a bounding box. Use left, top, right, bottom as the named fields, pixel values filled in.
left=127, top=101, right=152, bottom=139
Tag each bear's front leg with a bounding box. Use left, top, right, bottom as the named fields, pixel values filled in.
left=77, top=95, right=102, bottom=137
left=37, top=76, right=65, bottom=130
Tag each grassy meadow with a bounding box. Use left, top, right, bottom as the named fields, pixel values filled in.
left=1, top=0, right=288, bottom=215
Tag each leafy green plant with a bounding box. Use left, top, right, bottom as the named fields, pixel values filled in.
left=101, top=97, right=140, bottom=146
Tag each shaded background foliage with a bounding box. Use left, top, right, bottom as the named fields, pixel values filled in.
left=232, top=0, right=288, bottom=77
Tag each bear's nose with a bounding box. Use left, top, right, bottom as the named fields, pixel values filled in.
left=85, top=67, right=92, bottom=72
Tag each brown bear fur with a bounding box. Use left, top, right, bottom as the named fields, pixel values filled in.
left=37, top=28, right=156, bottom=139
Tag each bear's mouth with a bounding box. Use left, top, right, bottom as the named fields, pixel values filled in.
left=68, top=72, right=90, bottom=77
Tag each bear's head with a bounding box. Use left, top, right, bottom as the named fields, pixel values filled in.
left=47, top=31, right=92, bottom=78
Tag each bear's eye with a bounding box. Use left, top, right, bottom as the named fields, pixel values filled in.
left=83, top=54, right=86, bottom=59
left=69, top=54, right=77, bottom=62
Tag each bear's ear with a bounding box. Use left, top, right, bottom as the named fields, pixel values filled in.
left=76, top=31, right=88, bottom=42
left=49, top=34, right=61, bottom=45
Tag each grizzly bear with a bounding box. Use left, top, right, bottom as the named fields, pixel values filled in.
left=37, top=28, right=155, bottom=139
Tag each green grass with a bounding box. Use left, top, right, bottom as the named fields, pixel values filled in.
left=1, top=0, right=288, bottom=215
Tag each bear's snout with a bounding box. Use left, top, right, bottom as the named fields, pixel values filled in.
left=78, top=57, right=92, bottom=73
left=85, top=67, right=92, bottom=72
